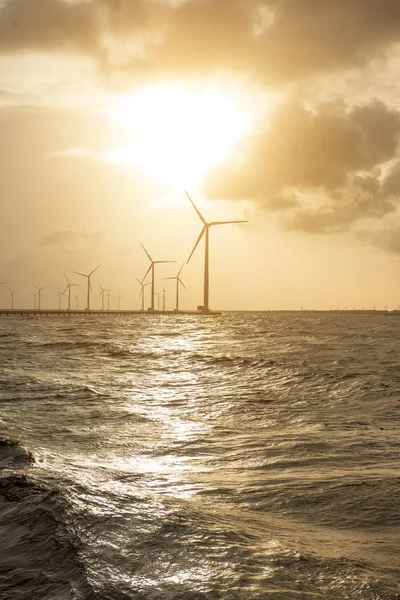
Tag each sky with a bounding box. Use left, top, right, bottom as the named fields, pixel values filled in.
left=1, top=0, right=400, bottom=310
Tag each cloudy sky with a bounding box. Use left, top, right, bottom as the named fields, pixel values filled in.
left=1, top=0, right=400, bottom=310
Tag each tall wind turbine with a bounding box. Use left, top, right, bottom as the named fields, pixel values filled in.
left=140, top=243, right=175, bottom=312
left=185, top=190, right=247, bottom=313
left=64, top=274, right=79, bottom=311
left=8, top=288, right=16, bottom=309
left=73, top=265, right=100, bottom=311
left=34, top=285, right=46, bottom=310
left=135, top=277, right=151, bottom=311
left=163, top=263, right=187, bottom=312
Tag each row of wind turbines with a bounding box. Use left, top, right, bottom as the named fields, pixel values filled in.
left=1, top=191, right=247, bottom=314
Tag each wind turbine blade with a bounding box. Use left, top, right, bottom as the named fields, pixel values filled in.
left=63, top=285, right=69, bottom=294
left=178, top=262, right=185, bottom=277
left=34, top=285, right=39, bottom=291
left=162, top=277, right=176, bottom=281
left=209, top=220, right=248, bottom=226
left=185, top=190, right=206, bottom=224
left=143, top=264, right=152, bottom=281
left=144, top=282, right=151, bottom=287
left=73, top=271, right=87, bottom=278
left=154, top=260, right=176, bottom=264
left=187, top=226, right=205, bottom=263
left=99, top=283, right=104, bottom=292
left=90, top=265, right=101, bottom=276
left=135, top=277, right=142, bottom=285
left=178, top=278, right=188, bottom=291
left=140, top=242, right=153, bottom=263
left=139, top=288, right=143, bottom=298
left=64, top=274, right=70, bottom=285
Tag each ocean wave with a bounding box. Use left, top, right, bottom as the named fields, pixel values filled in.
left=0, top=438, right=34, bottom=470
left=0, top=474, right=97, bottom=600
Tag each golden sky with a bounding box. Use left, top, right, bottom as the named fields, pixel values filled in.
left=1, top=0, right=400, bottom=310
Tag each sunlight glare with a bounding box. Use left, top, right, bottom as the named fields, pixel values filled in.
left=104, top=83, right=252, bottom=188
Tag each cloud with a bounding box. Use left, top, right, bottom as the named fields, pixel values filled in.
left=2, top=0, right=400, bottom=85
left=41, top=229, right=105, bottom=248
left=204, top=99, right=400, bottom=232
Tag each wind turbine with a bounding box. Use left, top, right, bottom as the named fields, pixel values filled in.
left=34, top=285, right=46, bottom=310
left=73, top=292, right=79, bottom=310
left=55, top=288, right=64, bottom=310
left=106, top=287, right=112, bottom=311
left=30, top=293, right=37, bottom=310
left=140, top=243, right=175, bottom=312
left=98, top=283, right=106, bottom=311
left=185, top=190, right=247, bottom=313
left=63, top=274, right=79, bottom=311
left=115, top=292, right=122, bottom=311
left=73, top=265, right=100, bottom=311
left=163, top=263, right=187, bottom=312
left=8, top=288, right=16, bottom=309
left=156, top=290, right=162, bottom=312
left=135, top=277, right=151, bottom=311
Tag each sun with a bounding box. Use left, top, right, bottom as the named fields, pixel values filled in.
left=103, top=83, right=252, bottom=189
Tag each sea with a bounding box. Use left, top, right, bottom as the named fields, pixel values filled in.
left=0, top=312, right=399, bottom=600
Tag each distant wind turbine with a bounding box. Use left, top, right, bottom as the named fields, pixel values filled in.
left=55, top=288, right=64, bottom=310
left=185, top=190, right=247, bottom=314
left=116, top=292, right=122, bottom=311
left=30, top=293, right=37, bottom=310
left=98, top=283, right=106, bottom=311
left=73, top=292, right=79, bottom=310
left=73, top=265, right=100, bottom=311
left=63, top=274, right=79, bottom=311
left=140, top=243, right=175, bottom=312
left=163, top=263, right=187, bottom=312
left=34, top=285, right=46, bottom=310
left=8, top=288, right=16, bottom=309
left=135, top=277, right=151, bottom=311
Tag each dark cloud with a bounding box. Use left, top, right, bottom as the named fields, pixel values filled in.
left=204, top=99, right=400, bottom=232
left=1, top=0, right=400, bottom=84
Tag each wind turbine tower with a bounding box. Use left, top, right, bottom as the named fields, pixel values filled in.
left=135, top=277, right=151, bottom=311
left=98, top=283, right=106, bottom=311
left=9, top=288, right=16, bottom=310
left=55, top=288, right=64, bottom=310
left=140, top=243, right=175, bottom=312
left=64, top=274, right=79, bottom=311
left=73, top=265, right=100, bottom=311
left=34, top=285, right=46, bottom=310
left=185, top=190, right=247, bottom=314
left=163, top=263, right=187, bottom=312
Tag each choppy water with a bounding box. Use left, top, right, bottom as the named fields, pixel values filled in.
left=0, top=312, right=399, bottom=600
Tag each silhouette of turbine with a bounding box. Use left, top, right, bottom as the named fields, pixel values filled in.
left=73, top=265, right=100, bottom=311
left=185, top=190, right=247, bottom=313
left=30, top=293, right=37, bottom=310
left=55, top=288, right=64, bottom=311
left=98, top=283, right=107, bottom=311
left=8, top=288, right=16, bottom=310
left=63, top=274, right=79, bottom=311
left=140, top=243, right=175, bottom=312
left=34, top=285, right=46, bottom=310
left=163, top=263, right=187, bottom=312
left=135, top=277, right=151, bottom=312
